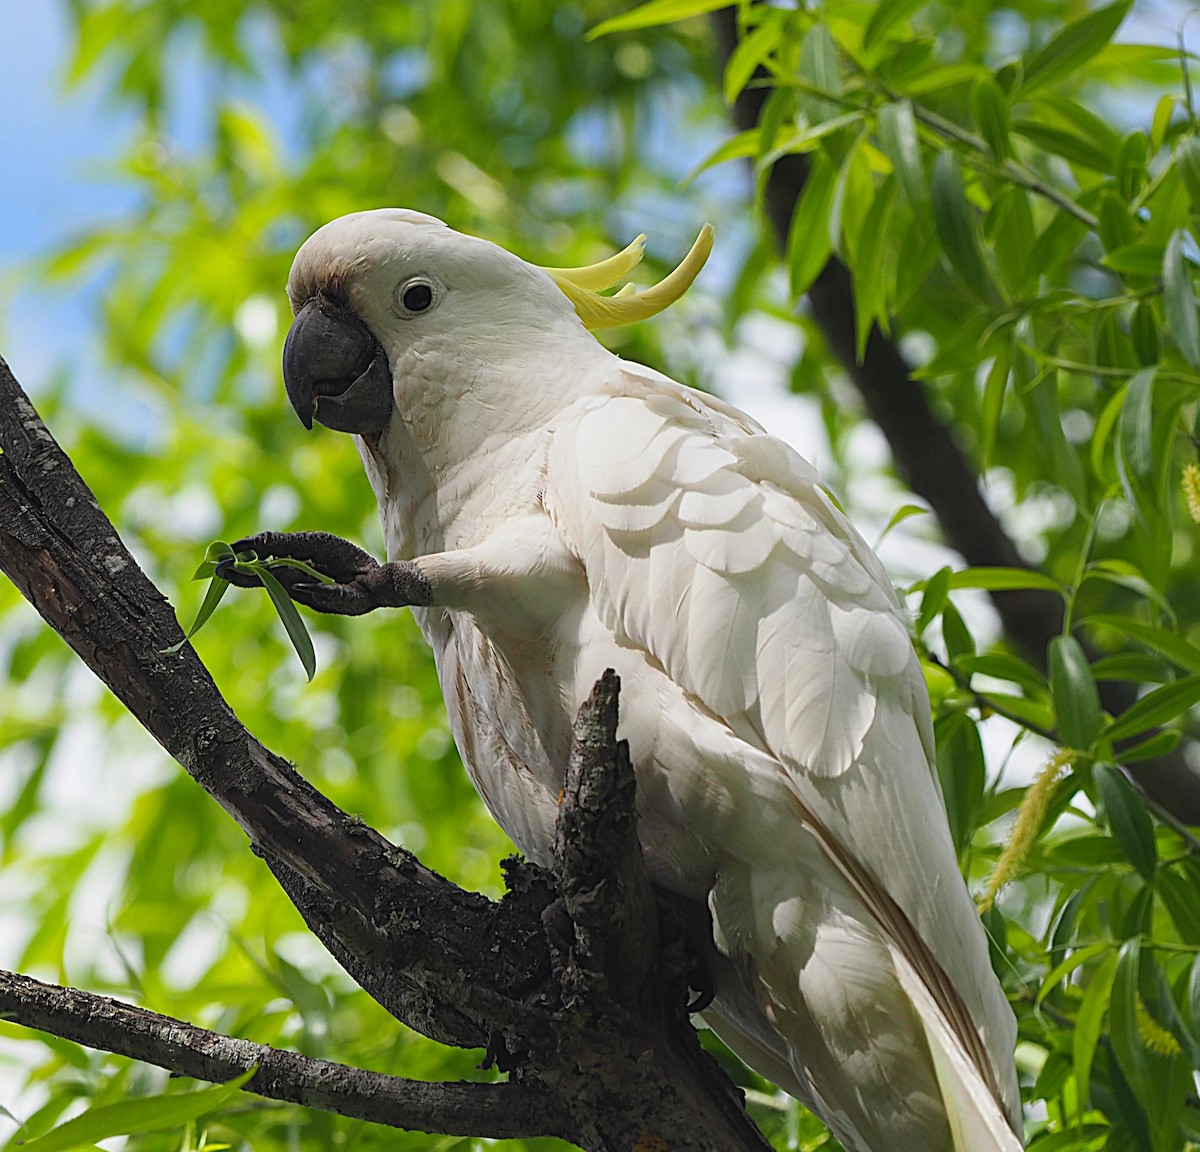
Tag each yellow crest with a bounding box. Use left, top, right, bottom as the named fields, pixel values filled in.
left=542, top=224, right=714, bottom=331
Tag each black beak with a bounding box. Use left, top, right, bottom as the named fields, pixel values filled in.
left=282, top=298, right=394, bottom=434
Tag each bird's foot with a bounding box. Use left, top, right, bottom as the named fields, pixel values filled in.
left=216, top=530, right=431, bottom=616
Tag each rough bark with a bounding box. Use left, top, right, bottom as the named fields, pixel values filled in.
left=709, top=5, right=1200, bottom=823
left=0, top=355, right=770, bottom=1152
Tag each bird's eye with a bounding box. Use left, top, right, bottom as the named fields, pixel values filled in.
left=396, top=276, right=437, bottom=317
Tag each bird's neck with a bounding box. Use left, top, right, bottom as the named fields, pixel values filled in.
left=365, top=332, right=614, bottom=556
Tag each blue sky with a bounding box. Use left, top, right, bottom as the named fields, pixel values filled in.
left=0, top=3, right=138, bottom=389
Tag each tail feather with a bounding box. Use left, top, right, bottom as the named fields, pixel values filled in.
left=892, top=948, right=1024, bottom=1152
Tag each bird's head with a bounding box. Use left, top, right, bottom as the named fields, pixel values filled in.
left=282, top=209, right=712, bottom=436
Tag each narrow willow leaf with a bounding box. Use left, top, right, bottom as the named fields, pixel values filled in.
left=1020, top=0, right=1133, bottom=96
left=1094, top=762, right=1156, bottom=881
left=1163, top=229, right=1200, bottom=369
left=1151, top=96, right=1177, bottom=152
left=1116, top=367, right=1156, bottom=509
left=1157, top=870, right=1200, bottom=944
left=955, top=652, right=1046, bottom=694
left=19, top=1072, right=255, bottom=1152
left=1088, top=614, right=1200, bottom=674
left=980, top=348, right=1009, bottom=467
left=863, top=0, right=925, bottom=49
left=1110, top=938, right=1154, bottom=1102
left=941, top=599, right=974, bottom=661
left=876, top=500, right=926, bottom=544
left=930, top=151, right=991, bottom=300
left=989, top=187, right=1034, bottom=295
left=1103, top=242, right=1166, bottom=278
left=1118, top=728, right=1181, bottom=763
left=1102, top=674, right=1200, bottom=743
left=1131, top=300, right=1160, bottom=365
left=877, top=99, right=924, bottom=208
left=258, top=567, right=318, bottom=681
left=852, top=173, right=898, bottom=359
left=683, top=129, right=760, bottom=184
left=970, top=77, right=1010, bottom=160
left=797, top=24, right=842, bottom=125
left=588, top=0, right=731, bottom=38
left=947, top=567, right=1064, bottom=593
left=165, top=575, right=231, bottom=654
left=1115, top=130, right=1149, bottom=201
left=1050, top=635, right=1102, bottom=749
left=1075, top=951, right=1118, bottom=1108
left=1036, top=939, right=1112, bottom=1006
left=1011, top=118, right=1111, bottom=172
left=934, top=710, right=985, bottom=855
left=787, top=154, right=837, bottom=296
left=916, top=565, right=951, bottom=636
left=722, top=14, right=782, bottom=105
left=1177, top=137, right=1200, bottom=213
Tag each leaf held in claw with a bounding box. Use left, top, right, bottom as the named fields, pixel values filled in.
left=166, top=539, right=323, bottom=679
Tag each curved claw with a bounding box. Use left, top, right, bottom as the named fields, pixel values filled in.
left=230, top=530, right=379, bottom=584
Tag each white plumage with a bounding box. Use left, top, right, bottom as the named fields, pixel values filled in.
left=284, top=209, right=1024, bottom=1152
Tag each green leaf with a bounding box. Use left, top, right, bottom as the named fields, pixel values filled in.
left=1176, top=137, right=1200, bottom=213
left=587, top=0, right=731, bottom=38
left=1162, top=229, right=1200, bottom=369
left=1102, top=674, right=1200, bottom=743
left=1151, top=95, right=1178, bottom=153
left=722, top=14, right=782, bottom=105
left=930, top=151, right=991, bottom=300
left=1157, top=869, right=1200, bottom=944
left=1117, top=728, right=1181, bottom=764
left=875, top=500, right=926, bottom=544
left=1110, top=938, right=1155, bottom=1104
left=1019, top=1, right=1133, bottom=96
left=954, top=652, right=1046, bottom=695
left=1036, top=939, right=1112, bottom=1005
left=1094, top=762, right=1156, bottom=881
left=916, top=565, right=951, bottom=636
left=970, top=77, right=1010, bottom=160
left=683, top=129, right=760, bottom=184
left=1050, top=635, right=1102, bottom=749
left=877, top=99, right=924, bottom=209
left=863, top=0, right=925, bottom=50
left=1011, top=118, right=1111, bottom=173
left=934, top=710, right=985, bottom=854
left=850, top=172, right=897, bottom=358
left=258, top=567, right=318, bottom=682
left=797, top=24, right=842, bottom=125
left=165, top=573, right=231, bottom=654
left=980, top=347, right=1009, bottom=466
left=947, top=567, right=1064, bottom=593
left=1075, top=951, right=1118, bottom=1108
left=1131, top=301, right=1160, bottom=365
left=787, top=154, right=837, bottom=297
left=19, top=1072, right=255, bottom=1152
left=1102, top=242, right=1166, bottom=278
left=941, top=599, right=974, bottom=661
left=1116, top=367, right=1156, bottom=509
left=1088, top=614, right=1200, bottom=674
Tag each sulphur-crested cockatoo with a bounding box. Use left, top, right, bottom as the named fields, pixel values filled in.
left=236, top=209, right=1022, bottom=1152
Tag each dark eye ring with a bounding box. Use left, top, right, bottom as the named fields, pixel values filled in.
left=396, top=276, right=436, bottom=316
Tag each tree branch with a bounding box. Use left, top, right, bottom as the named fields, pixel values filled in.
left=0, top=969, right=545, bottom=1140
left=709, top=5, right=1200, bottom=823
left=0, top=354, right=773, bottom=1152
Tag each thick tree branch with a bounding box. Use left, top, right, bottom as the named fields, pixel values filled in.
left=0, top=969, right=541, bottom=1139
left=0, top=355, right=772, bottom=1152
left=709, top=6, right=1200, bottom=823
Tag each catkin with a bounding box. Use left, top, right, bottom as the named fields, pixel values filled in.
left=978, top=749, right=1072, bottom=912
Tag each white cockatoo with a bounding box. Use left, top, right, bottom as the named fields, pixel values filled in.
left=240, top=209, right=1023, bottom=1152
